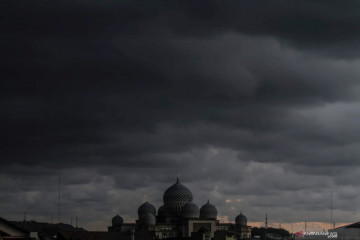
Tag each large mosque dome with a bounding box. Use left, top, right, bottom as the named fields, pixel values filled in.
left=200, top=200, right=217, bottom=219
left=138, top=202, right=156, bottom=219
left=141, top=213, right=156, bottom=226
left=181, top=202, right=200, bottom=219
left=163, top=178, right=193, bottom=213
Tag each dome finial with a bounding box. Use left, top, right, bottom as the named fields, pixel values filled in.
left=176, top=176, right=180, bottom=183
left=207, top=199, right=210, bottom=204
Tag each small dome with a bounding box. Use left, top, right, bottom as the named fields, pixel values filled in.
left=181, top=202, right=200, bottom=219
left=138, top=202, right=156, bottom=219
left=200, top=200, right=217, bottom=219
left=158, top=205, right=166, bottom=217
left=112, top=215, right=124, bottom=226
left=235, top=212, right=247, bottom=227
left=142, top=213, right=156, bottom=226
left=163, top=178, right=193, bottom=213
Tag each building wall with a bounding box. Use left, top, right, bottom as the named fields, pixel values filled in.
left=185, top=219, right=217, bottom=238
left=214, top=231, right=235, bottom=240
left=332, top=228, right=360, bottom=240
left=235, top=226, right=252, bottom=239
left=216, top=224, right=232, bottom=232
left=153, top=224, right=178, bottom=239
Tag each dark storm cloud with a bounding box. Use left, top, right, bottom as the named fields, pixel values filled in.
left=3, top=0, right=360, bottom=60
left=2, top=0, right=360, bottom=230
left=3, top=32, right=360, bottom=168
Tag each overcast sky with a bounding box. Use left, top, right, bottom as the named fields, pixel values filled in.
left=2, top=0, right=360, bottom=232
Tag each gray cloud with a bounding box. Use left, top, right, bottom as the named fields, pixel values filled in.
left=2, top=0, right=360, bottom=232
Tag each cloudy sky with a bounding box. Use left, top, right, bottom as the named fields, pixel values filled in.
left=2, top=0, right=360, bottom=232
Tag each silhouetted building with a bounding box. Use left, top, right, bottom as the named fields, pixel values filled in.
left=328, top=222, right=360, bottom=240
left=108, top=178, right=252, bottom=240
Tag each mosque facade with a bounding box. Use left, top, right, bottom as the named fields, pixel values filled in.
left=108, top=178, right=252, bottom=240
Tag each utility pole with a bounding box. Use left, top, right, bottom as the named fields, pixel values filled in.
left=265, top=213, right=268, bottom=228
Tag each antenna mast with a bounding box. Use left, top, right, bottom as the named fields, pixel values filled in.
left=331, top=191, right=333, bottom=230
left=23, top=212, right=27, bottom=228
left=58, top=174, right=61, bottom=223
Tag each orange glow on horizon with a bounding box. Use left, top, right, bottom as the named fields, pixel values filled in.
left=217, top=216, right=352, bottom=234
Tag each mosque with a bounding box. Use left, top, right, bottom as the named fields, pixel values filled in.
left=108, top=178, right=252, bottom=240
